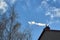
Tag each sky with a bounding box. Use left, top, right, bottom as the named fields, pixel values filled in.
left=0, top=0, right=60, bottom=40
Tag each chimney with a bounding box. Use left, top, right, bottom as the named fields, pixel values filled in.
left=44, top=25, right=50, bottom=31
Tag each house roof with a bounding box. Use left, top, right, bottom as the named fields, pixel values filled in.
left=38, top=26, right=60, bottom=40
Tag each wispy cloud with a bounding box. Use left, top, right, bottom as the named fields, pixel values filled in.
left=40, top=0, right=49, bottom=9
left=39, top=0, right=60, bottom=25
left=0, top=0, right=8, bottom=14
left=28, top=21, right=46, bottom=26
left=45, top=6, right=60, bottom=25
left=45, top=7, right=60, bottom=19
left=36, top=0, right=49, bottom=13
left=0, top=0, right=17, bottom=14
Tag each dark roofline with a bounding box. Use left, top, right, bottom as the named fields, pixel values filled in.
left=38, top=26, right=50, bottom=40
left=38, top=28, right=45, bottom=40
left=50, top=30, right=60, bottom=32
left=38, top=26, right=60, bottom=40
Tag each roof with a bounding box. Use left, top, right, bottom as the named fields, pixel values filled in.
left=38, top=26, right=60, bottom=40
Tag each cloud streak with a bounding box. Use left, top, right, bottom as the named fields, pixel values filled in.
left=28, top=21, right=46, bottom=26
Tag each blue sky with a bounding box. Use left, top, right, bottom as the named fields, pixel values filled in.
left=0, top=0, right=60, bottom=40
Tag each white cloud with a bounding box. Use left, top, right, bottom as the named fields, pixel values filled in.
left=28, top=21, right=35, bottom=25
left=41, top=0, right=48, bottom=7
left=45, top=12, right=51, bottom=16
left=28, top=21, right=46, bottom=26
left=0, top=0, right=16, bottom=14
left=45, top=7, right=60, bottom=19
left=36, top=0, right=49, bottom=13
left=45, top=6, right=60, bottom=25
left=54, top=8, right=60, bottom=17
left=0, top=0, right=8, bottom=14
left=35, top=23, right=46, bottom=26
